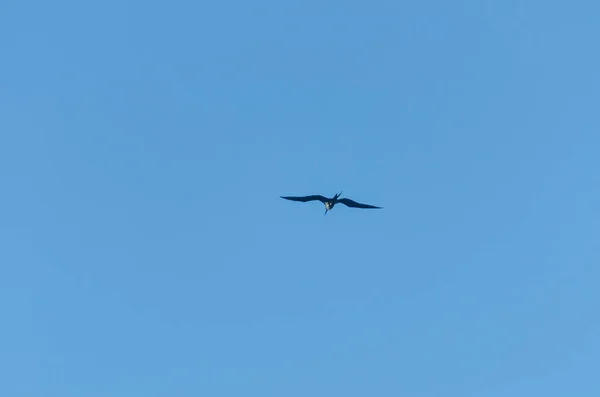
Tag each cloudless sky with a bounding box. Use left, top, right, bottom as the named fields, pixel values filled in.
left=1, top=0, right=599, bottom=395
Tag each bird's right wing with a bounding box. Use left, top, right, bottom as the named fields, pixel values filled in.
left=280, top=195, right=328, bottom=203
left=337, top=198, right=382, bottom=209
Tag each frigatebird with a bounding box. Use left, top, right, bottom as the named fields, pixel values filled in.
left=280, top=191, right=382, bottom=215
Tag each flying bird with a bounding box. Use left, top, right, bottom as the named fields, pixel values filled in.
left=280, top=191, right=382, bottom=215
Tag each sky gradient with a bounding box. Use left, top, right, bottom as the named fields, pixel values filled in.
left=1, top=1, right=599, bottom=396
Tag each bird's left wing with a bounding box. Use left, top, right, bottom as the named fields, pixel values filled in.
left=281, top=195, right=328, bottom=203
left=337, top=198, right=382, bottom=209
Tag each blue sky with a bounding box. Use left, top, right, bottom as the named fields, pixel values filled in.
left=1, top=0, right=599, bottom=395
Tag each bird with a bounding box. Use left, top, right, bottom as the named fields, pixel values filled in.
left=280, top=191, right=382, bottom=215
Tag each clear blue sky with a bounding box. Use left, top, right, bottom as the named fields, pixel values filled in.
left=1, top=1, right=599, bottom=395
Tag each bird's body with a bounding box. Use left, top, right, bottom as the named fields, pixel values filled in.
left=280, top=191, right=381, bottom=214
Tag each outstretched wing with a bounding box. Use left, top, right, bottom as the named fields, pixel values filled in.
left=281, top=195, right=328, bottom=203
left=337, top=197, right=382, bottom=209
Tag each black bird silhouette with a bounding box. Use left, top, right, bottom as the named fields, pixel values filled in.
left=281, top=191, right=382, bottom=215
